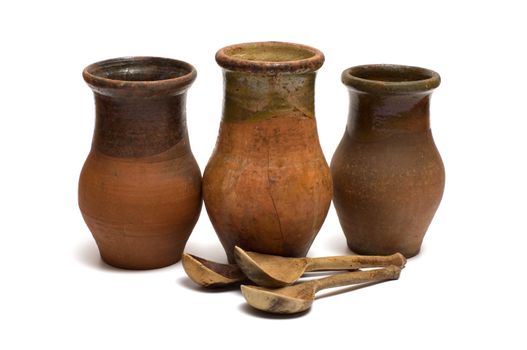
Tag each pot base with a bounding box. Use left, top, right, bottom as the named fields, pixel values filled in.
left=346, top=242, right=421, bottom=259
left=96, top=238, right=187, bottom=270
left=99, top=253, right=181, bottom=270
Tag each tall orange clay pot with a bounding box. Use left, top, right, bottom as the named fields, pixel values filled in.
left=331, top=64, right=445, bottom=258
left=79, top=57, right=202, bottom=269
left=203, top=42, right=333, bottom=262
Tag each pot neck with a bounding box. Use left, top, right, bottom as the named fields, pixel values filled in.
left=346, top=90, right=432, bottom=140
left=92, top=93, right=188, bottom=158
left=221, top=70, right=316, bottom=122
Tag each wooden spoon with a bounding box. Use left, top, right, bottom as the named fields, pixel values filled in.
left=182, top=253, right=246, bottom=288
left=234, top=246, right=406, bottom=287
left=241, top=265, right=401, bottom=314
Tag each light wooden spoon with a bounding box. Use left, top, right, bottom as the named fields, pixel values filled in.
left=241, top=265, right=401, bottom=314
left=234, top=246, right=406, bottom=287
left=182, top=253, right=246, bottom=288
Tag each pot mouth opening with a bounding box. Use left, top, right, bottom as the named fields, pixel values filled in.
left=342, top=64, right=440, bottom=94
left=216, top=41, right=324, bottom=74
left=83, top=56, right=196, bottom=95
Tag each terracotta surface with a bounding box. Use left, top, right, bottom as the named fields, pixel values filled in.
left=331, top=64, right=444, bottom=258
left=79, top=57, right=202, bottom=269
left=204, top=42, right=332, bottom=262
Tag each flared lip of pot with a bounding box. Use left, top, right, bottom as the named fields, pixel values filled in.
left=82, top=56, right=197, bottom=97
left=215, top=41, right=325, bottom=74
left=342, top=64, right=441, bottom=94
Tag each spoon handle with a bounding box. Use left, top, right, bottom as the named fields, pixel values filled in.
left=306, top=253, right=406, bottom=271
left=314, top=266, right=401, bottom=292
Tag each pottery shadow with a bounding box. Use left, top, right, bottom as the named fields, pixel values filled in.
left=238, top=302, right=311, bottom=319
left=409, top=244, right=426, bottom=261
left=75, top=240, right=135, bottom=273
left=324, top=233, right=354, bottom=256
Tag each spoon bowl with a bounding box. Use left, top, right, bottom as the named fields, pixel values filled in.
left=182, top=253, right=245, bottom=288
left=241, top=283, right=315, bottom=314
left=241, top=265, right=402, bottom=314
left=235, top=247, right=306, bottom=287
left=234, top=246, right=406, bottom=287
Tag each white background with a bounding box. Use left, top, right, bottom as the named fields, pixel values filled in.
left=1, top=0, right=525, bottom=348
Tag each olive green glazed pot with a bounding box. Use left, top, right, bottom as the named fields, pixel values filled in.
left=331, top=64, right=445, bottom=258
left=203, top=42, right=332, bottom=263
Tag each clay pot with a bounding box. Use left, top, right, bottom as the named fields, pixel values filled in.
left=204, top=42, right=332, bottom=263
left=331, top=64, right=444, bottom=258
left=79, top=57, right=202, bottom=269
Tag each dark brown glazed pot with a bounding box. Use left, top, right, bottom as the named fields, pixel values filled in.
left=79, top=57, right=202, bottom=269
left=203, top=42, right=332, bottom=263
left=331, top=64, right=444, bottom=258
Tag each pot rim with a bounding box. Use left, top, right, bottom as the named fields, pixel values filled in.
left=83, top=56, right=197, bottom=96
left=216, top=41, right=324, bottom=74
left=342, top=64, right=440, bottom=94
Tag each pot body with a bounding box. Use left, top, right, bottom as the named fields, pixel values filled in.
left=331, top=65, right=444, bottom=257
left=204, top=43, right=332, bottom=262
left=79, top=57, right=201, bottom=269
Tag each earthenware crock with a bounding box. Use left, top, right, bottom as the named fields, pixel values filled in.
left=79, top=56, right=202, bottom=269
left=331, top=64, right=444, bottom=258
left=203, top=42, right=332, bottom=262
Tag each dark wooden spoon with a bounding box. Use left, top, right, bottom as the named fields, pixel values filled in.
left=182, top=253, right=246, bottom=288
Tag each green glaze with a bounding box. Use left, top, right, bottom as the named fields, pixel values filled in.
left=204, top=42, right=331, bottom=263
left=222, top=71, right=316, bottom=122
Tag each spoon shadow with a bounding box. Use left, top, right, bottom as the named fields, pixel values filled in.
left=176, top=276, right=241, bottom=294
left=238, top=302, right=311, bottom=319
left=315, top=279, right=392, bottom=300
left=302, top=270, right=346, bottom=277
